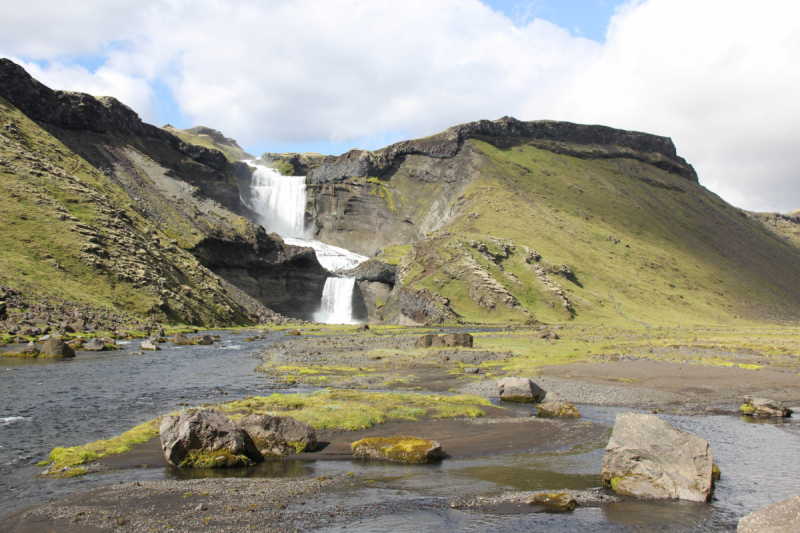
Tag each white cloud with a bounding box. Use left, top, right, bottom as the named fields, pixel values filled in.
left=0, top=0, right=798, bottom=212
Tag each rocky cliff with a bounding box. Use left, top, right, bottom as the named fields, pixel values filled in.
left=0, top=59, right=327, bottom=325
left=294, top=118, right=800, bottom=326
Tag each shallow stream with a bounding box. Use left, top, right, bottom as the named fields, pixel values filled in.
left=1, top=333, right=799, bottom=531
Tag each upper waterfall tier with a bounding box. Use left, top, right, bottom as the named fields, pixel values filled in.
left=246, top=164, right=310, bottom=239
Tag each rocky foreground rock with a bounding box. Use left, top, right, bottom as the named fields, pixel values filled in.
left=497, top=377, right=546, bottom=403
left=738, top=494, right=800, bottom=532
left=601, top=412, right=715, bottom=502
left=525, top=493, right=577, bottom=512
left=740, top=396, right=793, bottom=418
left=236, top=414, right=317, bottom=456
left=160, top=410, right=264, bottom=468
left=351, top=436, right=443, bottom=464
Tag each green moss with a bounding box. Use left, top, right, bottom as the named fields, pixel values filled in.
left=712, top=463, right=721, bottom=481
left=44, top=419, right=160, bottom=472
left=740, top=403, right=756, bottom=414
left=277, top=162, right=295, bottom=176
left=180, top=450, right=253, bottom=468
left=351, top=436, right=441, bottom=464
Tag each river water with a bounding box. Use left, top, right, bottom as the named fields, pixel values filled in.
left=1, top=335, right=799, bottom=531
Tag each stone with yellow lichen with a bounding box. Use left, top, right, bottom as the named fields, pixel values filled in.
left=351, top=436, right=443, bottom=464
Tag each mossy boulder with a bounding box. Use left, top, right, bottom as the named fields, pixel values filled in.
left=351, top=436, right=443, bottom=464
left=4, top=341, right=39, bottom=356
left=740, top=396, right=793, bottom=418
left=525, top=493, right=577, bottom=512
left=83, top=338, right=109, bottom=351
left=192, top=334, right=214, bottom=345
left=286, top=330, right=301, bottom=336
left=172, top=333, right=192, bottom=345
left=160, top=409, right=263, bottom=468
left=536, top=402, right=580, bottom=418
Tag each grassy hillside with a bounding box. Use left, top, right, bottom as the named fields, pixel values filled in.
left=162, top=125, right=253, bottom=161
left=0, top=96, right=269, bottom=326
left=378, top=138, right=800, bottom=326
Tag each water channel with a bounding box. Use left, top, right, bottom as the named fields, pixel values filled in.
left=1, top=333, right=799, bottom=531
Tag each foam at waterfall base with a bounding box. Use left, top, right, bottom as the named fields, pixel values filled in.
left=284, top=238, right=368, bottom=272
left=314, top=277, right=359, bottom=324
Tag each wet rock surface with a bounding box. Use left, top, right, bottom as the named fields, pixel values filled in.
left=740, top=395, right=793, bottom=418
left=738, top=494, right=800, bottom=533
left=237, top=414, right=317, bottom=456
left=536, top=402, right=581, bottom=418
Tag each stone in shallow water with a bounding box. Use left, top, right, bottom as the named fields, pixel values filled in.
left=83, top=338, right=107, bottom=351
left=525, top=493, right=577, bottom=512
left=192, top=334, right=214, bottom=345
left=738, top=494, right=800, bottom=532
left=601, top=412, right=715, bottom=502
left=351, top=436, right=443, bottom=464
left=497, top=377, right=546, bottom=403
left=38, top=337, right=75, bottom=358
left=140, top=339, right=160, bottom=351
left=740, top=396, right=793, bottom=418
left=536, top=402, right=580, bottom=418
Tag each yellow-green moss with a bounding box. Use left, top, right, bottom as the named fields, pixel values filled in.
left=351, top=436, right=441, bottom=464
left=180, top=450, right=253, bottom=468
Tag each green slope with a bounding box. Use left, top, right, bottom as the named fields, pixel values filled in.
left=381, top=138, right=800, bottom=326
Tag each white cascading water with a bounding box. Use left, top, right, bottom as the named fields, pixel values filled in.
left=248, top=164, right=310, bottom=238
left=244, top=162, right=368, bottom=324
left=313, top=276, right=359, bottom=324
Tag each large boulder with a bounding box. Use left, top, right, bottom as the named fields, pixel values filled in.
left=351, top=436, right=443, bottom=464
left=740, top=396, right=793, bottom=418
left=497, top=377, right=546, bottom=403
left=236, top=414, right=317, bottom=456
left=38, top=338, right=76, bottom=358
left=738, top=494, right=800, bottom=532
left=431, top=333, right=473, bottom=348
left=601, top=412, right=715, bottom=502
left=159, top=409, right=264, bottom=468
left=536, top=402, right=580, bottom=418
left=7, top=341, right=38, bottom=356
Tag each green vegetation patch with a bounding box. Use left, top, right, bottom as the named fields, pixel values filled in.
left=351, top=436, right=441, bottom=464
left=180, top=450, right=253, bottom=468
left=42, top=419, right=160, bottom=473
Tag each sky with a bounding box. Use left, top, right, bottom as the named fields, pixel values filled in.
left=0, top=0, right=798, bottom=213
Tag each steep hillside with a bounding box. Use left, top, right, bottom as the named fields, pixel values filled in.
left=0, top=59, right=328, bottom=326
left=749, top=211, right=800, bottom=250
left=297, top=118, right=800, bottom=326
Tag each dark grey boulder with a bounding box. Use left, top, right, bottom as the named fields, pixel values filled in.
left=237, top=414, right=317, bottom=456
left=38, top=338, right=76, bottom=358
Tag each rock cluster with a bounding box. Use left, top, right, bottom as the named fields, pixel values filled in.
left=160, top=409, right=319, bottom=468
left=601, top=412, right=715, bottom=502
left=415, top=332, right=473, bottom=348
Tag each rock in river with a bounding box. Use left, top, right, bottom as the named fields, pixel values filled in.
left=740, top=396, right=793, bottom=418
left=431, top=332, right=473, bottom=348
left=237, top=414, right=317, bottom=456
left=140, top=339, right=160, bottom=351
left=497, top=377, right=546, bottom=403
left=172, top=333, right=192, bottom=345
left=536, top=402, right=580, bottom=418
left=37, top=337, right=76, bottom=358
left=601, top=412, right=716, bottom=502
left=738, top=494, right=800, bottom=532
left=525, top=493, right=577, bottom=512
left=160, top=409, right=264, bottom=468
left=83, top=338, right=108, bottom=351
left=351, top=436, right=443, bottom=464
left=192, top=334, right=214, bottom=345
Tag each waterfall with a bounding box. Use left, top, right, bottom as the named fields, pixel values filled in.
left=284, top=237, right=368, bottom=272
left=248, top=164, right=309, bottom=238
left=243, top=161, right=368, bottom=324
left=314, top=277, right=358, bottom=324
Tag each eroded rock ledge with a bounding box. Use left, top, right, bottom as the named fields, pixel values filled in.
left=308, top=116, right=697, bottom=184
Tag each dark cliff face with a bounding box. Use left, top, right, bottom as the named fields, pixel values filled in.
left=307, top=116, right=697, bottom=184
